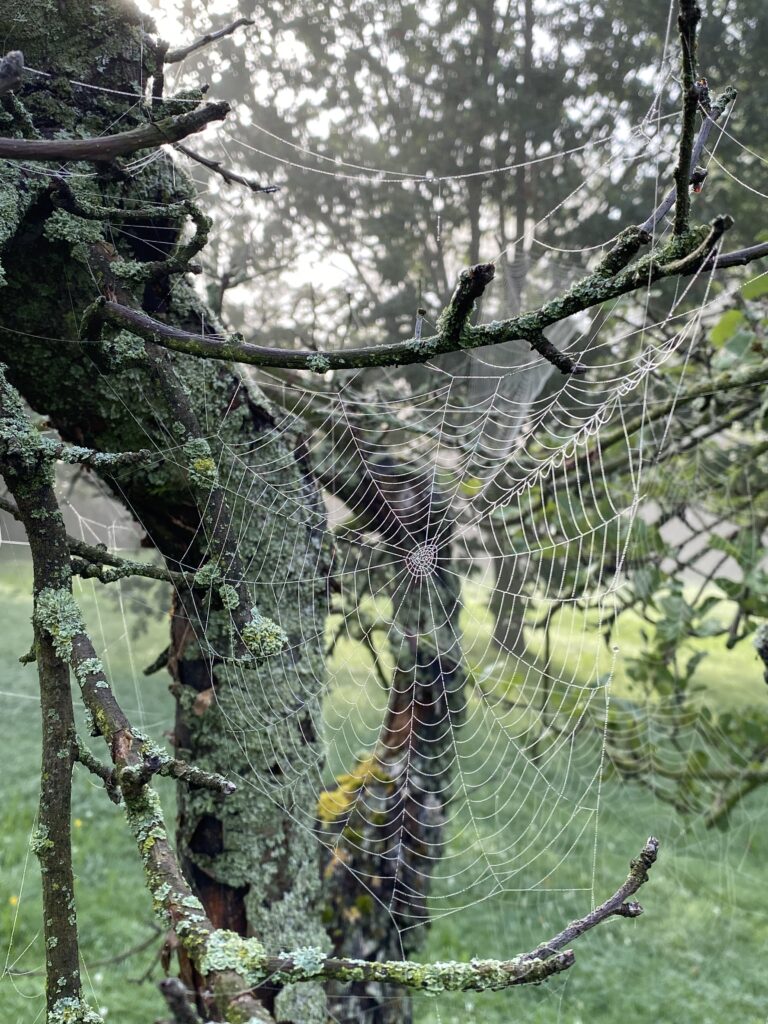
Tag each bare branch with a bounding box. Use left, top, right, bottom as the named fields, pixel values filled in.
left=175, top=143, right=280, bottom=194
left=710, top=241, right=768, bottom=270
left=0, top=101, right=229, bottom=162
left=164, top=19, right=254, bottom=64
left=76, top=738, right=122, bottom=804
left=641, top=86, right=736, bottom=235
left=523, top=837, right=659, bottom=962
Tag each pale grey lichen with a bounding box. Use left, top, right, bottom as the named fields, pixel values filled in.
left=277, top=945, right=326, bottom=979
left=74, top=656, right=104, bottom=684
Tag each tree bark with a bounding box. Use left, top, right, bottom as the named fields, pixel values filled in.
left=0, top=3, right=330, bottom=1021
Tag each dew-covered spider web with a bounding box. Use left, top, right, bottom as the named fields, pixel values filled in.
left=2, top=4, right=768, bottom=1021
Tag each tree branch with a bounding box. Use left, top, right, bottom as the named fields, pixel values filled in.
left=640, top=85, right=736, bottom=235
left=0, top=493, right=194, bottom=587
left=88, top=214, right=765, bottom=375
left=175, top=143, right=280, bottom=194
left=0, top=375, right=85, bottom=1013
left=0, top=102, right=229, bottom=162
left=523, top=836, right=659, bottom=961
left=673, top=1, right=702, bottom=234
left=162, top=19, right=254, bottom=64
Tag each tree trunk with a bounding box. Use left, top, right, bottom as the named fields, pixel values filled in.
left=319, top=458, right=464, bottom=1024
left=0, top=4, right=330, bottom=1020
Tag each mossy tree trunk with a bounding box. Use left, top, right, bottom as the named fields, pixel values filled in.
left=0, top=3, right=330, bottom=1020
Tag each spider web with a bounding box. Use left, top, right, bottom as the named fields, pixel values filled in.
left=2, top=8, right=768, bottom=1022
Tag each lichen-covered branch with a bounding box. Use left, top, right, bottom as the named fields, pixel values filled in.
left=0, top=366, right=274, bottom=1024
left=92, top=213, right=760, bottom=375
left=0, top=493, right=194, bottom=586
left=0, top=370, right=87, bottom=1015
left=673, top=1, right=702, bottom=234
left=0, top=100, right=229, bottom=161
left=435, top=261, right=495, bottom=346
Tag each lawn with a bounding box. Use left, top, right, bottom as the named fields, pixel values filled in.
left=0, top=548, right=766, bottom=1023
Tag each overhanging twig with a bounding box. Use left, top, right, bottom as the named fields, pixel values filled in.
left=175, top=143, right=280, bottom=194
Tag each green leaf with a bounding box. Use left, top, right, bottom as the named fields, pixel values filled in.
left=742, top=275, right=768, bottom=300
left=709, top=309, right=745, bottom=346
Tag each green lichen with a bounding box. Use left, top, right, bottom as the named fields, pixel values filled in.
left=35, top=589, right=84, bottom=663
left=194, top=560, right=222, bottom=587
left=306, top=353, right=331, bottom=374
left=123, top=785, right=167, bottom=861
left=183, top=437, right=218, bottom=485
left=241, top=608, right=288, bottom=659
left=110, top=257, right=152, bottom=285
left=219, top=584, right=240, bottom=610
left=198, top=929, right=268, bottom=986
left=43, top=209, right=104, bottom=246
left=48, top=997, right=104, bottom=1024
left=317, top=756, right=391, bottom=823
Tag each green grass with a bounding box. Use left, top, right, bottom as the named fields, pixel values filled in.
left=1, top=551, right=767, bottom=1023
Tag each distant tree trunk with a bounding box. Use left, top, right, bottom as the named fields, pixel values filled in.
left=320, top=458, right=463, bottom=1024
left=0, top=3, right=329, bottom=1021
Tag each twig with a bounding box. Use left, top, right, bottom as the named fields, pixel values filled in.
left=641, top=86, right=737, bottom=235
left=673, top=0, right=702, bottom=234
left=163, top=19, right=254, bottom=64
left=120, top=744, right=237, bottom=795
left=709, top=241, right=768, bottom=270
left=522, top=837, right=659, bottom=962
left=7, top=927, right=162, bottom=977
left=158, top=977, right=204, bottom=1024
left=76, top=737, right=121, bottom=804
left=0, top=102, right=229, bottom=162
left=0, top=494, right=192, bottom=587
left=522, top=330, right=587, bottom=375
left=175, top=143, right=279, bottom=194
left=144, top=645, right=170, bottom=676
